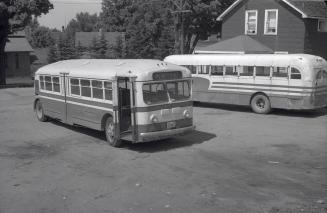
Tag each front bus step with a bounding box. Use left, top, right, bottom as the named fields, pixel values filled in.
left=120, top=131, right=133, bottom=141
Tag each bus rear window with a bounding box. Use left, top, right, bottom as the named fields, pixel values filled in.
left=290, top=67, right=302, bottom=79
left=143, top=83, right=168, bottom=105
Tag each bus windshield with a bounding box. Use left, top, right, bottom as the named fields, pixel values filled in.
left=143, top=80, right=190, bottom=105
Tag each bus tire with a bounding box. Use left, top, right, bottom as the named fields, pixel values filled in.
left=35, top=100, right=48, bottom=122
left=251, top=94, right=271, bottom=114
left=105, top=117, right=122, bottom=147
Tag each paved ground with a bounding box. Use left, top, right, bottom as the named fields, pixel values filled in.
left=0, top=88, right=326, bottom=213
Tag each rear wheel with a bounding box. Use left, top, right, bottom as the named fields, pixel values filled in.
left=35, top=100, right=48, bottom=122
left=105, top=117, right=122, bottom=147
left=251, top=94, right=271, bottom=114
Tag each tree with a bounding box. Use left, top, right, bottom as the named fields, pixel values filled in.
left=171, top=0, right=234, bottom=54
left=47, top=44, right=60, bottom=63
left=0, top=0, right=53, bottom=85
left=25, top=18, right=55, bottom=48
left=66, top=12, right=100, bottom=39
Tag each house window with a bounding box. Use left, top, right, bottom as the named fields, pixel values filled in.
left=245, top=10, right=258, bottom=35
left=318, top=20, right=327, bottom=32
left=15, top=53, right=19, bottom=69
left=264, top=9, right=278, bottom=35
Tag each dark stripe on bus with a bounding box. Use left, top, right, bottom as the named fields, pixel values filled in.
left=212, top=82, right=327, bottom=90
left=137, top=118, right=193, bottom=133
left=39, top=91, right=65, bottom=100
left=194, top=90, right=305, bottom=99
left=135, top=101, right=193, bottom=112
left=67, top=96, right=113, bottom=109
left=210, top=86, right=313, bottom=94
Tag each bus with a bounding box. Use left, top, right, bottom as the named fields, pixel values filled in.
left=164, top=54, right=327, bottom=114
left=34, top=59, right=194, bottom=147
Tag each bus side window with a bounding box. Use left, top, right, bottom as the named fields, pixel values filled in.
left=184, top=65, right=196, bottom=74
left=211, top=66, right=224, bottom=76
left=92, top=80, right=104, bottom=99
left=81, top=79, right=91, bottom=97
left=273, top=67, right=288, bottom=78
left=256, top=66, right=270, bottom=77
left=45, top=76, right=52, bottom=91
left=52, top=77, right=60, bottom=93
left=198, top=65, right=209, bottom=74
left=290, top=67, right=302, bottom=80
left=104, top=81, right=113, bottom=100
left=240, top=66, right=254, bottom=76
left=71, top=78, right=80, bottom=96
left=225, top=66, right=237, bottom=76
left=39, top=76, right=45, bottom=90
left=316, top=70, right=327, bottom=80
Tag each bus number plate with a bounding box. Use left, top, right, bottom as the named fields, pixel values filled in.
left=167, top=121, right=176, bottom=129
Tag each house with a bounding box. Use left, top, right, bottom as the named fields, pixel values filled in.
left=215, top=0, right=327, bottom=59
left=4, top=31, right=34, bottom=77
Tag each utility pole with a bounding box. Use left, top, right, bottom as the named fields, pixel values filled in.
left=170, top=0, right=191, bottom=54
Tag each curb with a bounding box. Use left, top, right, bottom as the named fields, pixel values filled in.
left=0, top=83, right=34, bottom=89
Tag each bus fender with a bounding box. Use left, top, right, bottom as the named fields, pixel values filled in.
left=101, top=113, right=113, bottom=131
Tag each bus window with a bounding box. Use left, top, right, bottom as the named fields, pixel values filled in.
left=256, top=66, right=270, bottom=77
left=273, top=67, right=288, bottom=78
left=81, top=79, right=91, bottom=97
left=39, top=76, right=45, bottom=90
left=198, top=65, right=209, bottom=74
left=92, top=80, right=104, bottom=99
left=143, top=83, right=168, bottom=105
left=45, top=76, right=52, bottom=91
left=53, top=77, right=60, bottom=93
left=225, top=66, right=237, bottom=76
left=104, top=81, right=113, bottom=100
left=166, top=81, right=190, bottom=101
left=240, top=66, right=254, bottom=76
left=211, top=66, right=224, bottom=76
left=290, top=67, right=302, bottom=80
left=71, top=78, right=80, bottom=96
left=316, top=70, right=327, bottom=80
left=184, top=65, right=196, bottom=74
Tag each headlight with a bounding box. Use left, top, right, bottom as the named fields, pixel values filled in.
left=183, top=110, right=191, bottom=118
left=150, top=114, right=159, bottom=123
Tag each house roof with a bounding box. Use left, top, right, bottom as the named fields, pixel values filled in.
left=5, top=32, right=34, bottom=53
left=217, top=0, right=327, bottom=21
left=75, top=31, right=123, bottom=47
left=194, top=35, right=274, bottom=54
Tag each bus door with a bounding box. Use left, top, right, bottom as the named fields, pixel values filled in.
left=117, top=77, right=136, bottom=141
left=60, top=72, right=69, bottom=123
left=314, top=68, right=327, bottom=106
left=271, top=66, right=289, bottom=107
left=238, top=66, right=255, bottom=105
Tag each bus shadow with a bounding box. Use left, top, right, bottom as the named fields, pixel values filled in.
left=48, top=120, right=216, bottom=151
left=124, top=130, right=216, bottom=153
left=194, top=102, right=327, bottom=118
left=49, top=119, right=106, bottom=142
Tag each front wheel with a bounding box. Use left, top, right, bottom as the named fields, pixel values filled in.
left=105, top=117, right=122, bottom=147
left=35, top=100, right=48, bottom=122
left=251, top=94, right=271, bottom=114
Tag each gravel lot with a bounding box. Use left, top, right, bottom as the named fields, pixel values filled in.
left=0, top=88, right=326, bottom=213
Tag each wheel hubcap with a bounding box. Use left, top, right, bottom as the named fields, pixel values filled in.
left=107, top=123, right=115, bottom=142
left=256, top=99, right=265, bottom=109
left=36, top=103, right=43, bottom=118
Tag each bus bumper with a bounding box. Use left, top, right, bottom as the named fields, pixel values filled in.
left=137, top=125, right=195, bottom=143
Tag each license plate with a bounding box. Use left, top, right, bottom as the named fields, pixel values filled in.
left=167, top=121, right=176, bottom=129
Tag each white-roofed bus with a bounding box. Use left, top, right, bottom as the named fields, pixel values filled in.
left=164, top=54, right=327, bottom=114
left=34, top=59, right=195, bottom=147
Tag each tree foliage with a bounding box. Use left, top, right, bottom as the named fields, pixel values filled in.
left=25, top=18, right=55, bottom=48
left=66, top=12, right=100, bottom=39
left=0, top=0, right=53, bottom=84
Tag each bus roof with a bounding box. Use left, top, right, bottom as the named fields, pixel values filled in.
left=164, top=54, right=327, bottom=69
left=36, top=59, right=191, bottom=81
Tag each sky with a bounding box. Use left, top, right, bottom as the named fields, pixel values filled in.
left=38, top=0, right=102, bottom=30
